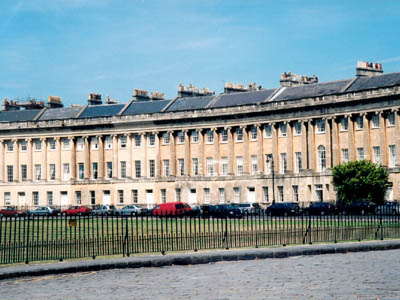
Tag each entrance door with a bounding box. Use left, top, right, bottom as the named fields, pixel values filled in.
left=189, top=189, right=197, bottom=205
left=60, top=192, right=68, bottom=208
left=146, top=190, right=154, bottom=209
left=18, top=192, right=26, bottom=207
left=103, top=190, right=111, bottom=205
left=247, top=187, right=255, bottom=203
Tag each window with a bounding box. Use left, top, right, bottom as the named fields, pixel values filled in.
left=175, top=188, right=181, bottom=202
left=63, top=138, right=70, bottom=150
left=105, top=136, right=113, bottom=149
left=316, top=119, right=326, bottom=133
left=204, top=188, right=210, bottom=204
left=178, top=159, right=184, bottom=176
left=135, top=160, right=141, bottom=178
left=160, top=189, right=166, bottom=203
left=7, top=165, right=13, bottom=182
left=106, top=162, right=112, bottom=179
left=78, top=163, right=84, bottom=180
left=372, top=114, right=379, bottom=128
left=163, top=160, right=170, bottom=176
left=263, top=187, right=269, bottom=203
left=47, top=191, right=53, bottom=206
left=266, top=154, right=273, bottom=175
left=294, top=122, right=302, bottom=135
left=177, top=131, right=185, bottom=144
left=221, top=157, right=228, bottom=176
left=293, top=185, right=299, bottom=202
left=192, top=158, right=199, bottom=176
left=162, top=133, right=170, bottom=144
left=278, top=186, right=284, bottom=202
left=356, top=116, right=363, bottom=129
left=221, top=129, right=228, bottom=142
left=49, top=139, right=56, bottom=150
left=315, top=184, right=323, bottom=202
left=264, top=124, right=272, bottom=138
left=63, top=163, right=70, bottom=181
left=373, top=146, right=381, bottom=164
left=317, top=145, right=326, bottom=172
left=134, top=135, right=141, bottom=147
left=357, top=148, right=364, bottom=160
left=120, top=135, right=127, bottom=148
left=21, top=165, right=27, bottom=181
left=6, top=141, right=13, bottom=152
left=388, top=112, right=395, bottom=126
left=120, top=161, right=126, bottom=179
left=149, top=160, right=155, bottom=178
left=295, top=152, right=302, bottom=173
left=89, top=137, right=97, bottom=150
left=32, top=192, right=39, bottom=206
left=219, top=188, right=225, bottom=203
left=341, top=148, right=349, bottom=163
left=49, top=164, right=56, bottom=180
left=280, top=153, right=287, bottom=174
left=148, top=133, right=155, bottom=146
left=75, top=191, right=82, bottom=205
left=389, top=145, right=396, bottom=167
left=206, top=157, right=214, bottom=176
left=20, top=140, right=27, bottom=151
left=92, top=162, right=98, bottom=179
left=76, top=138, right=84, bottom=151
left=192, top=131, right=199, bottom=143
left=90, top=191, right=96, bottom=205
left=206, top=129, right=214, bottom=143
left=250, top=127, right=257, bottom=141
left=236, top=128, right=243, bottom=142
left=279, top=123, right=287, bottom=137
left=34, top=139, right=42, bottom=151
left=233, top=187, right=240, bottom=203
left=236, top=156, right=243, bottom=175
left=251, top=155, right=258, bottom=174
left=340, top=117, right=348, bottom=131
left=3, top=192, right=11, bottom=206
left=118, top=190, right=124, bottom=204
left=132, top=189, right=138, bottom=203
left=35, top=164, right=42, bottom=181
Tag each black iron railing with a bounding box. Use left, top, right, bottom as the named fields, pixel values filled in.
left=0, top=212, right=399, bottom=264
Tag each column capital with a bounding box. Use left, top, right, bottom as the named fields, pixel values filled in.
left=224, top=126, right=232, bottom=131
left=40, top=137, right=47, bottom=142
left=12, top=138, right=18, bottom=143
left=254, top=123, right=261, bottom=128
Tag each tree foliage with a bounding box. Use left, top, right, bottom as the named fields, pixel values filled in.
left=332, top=160, right=390, bottom=206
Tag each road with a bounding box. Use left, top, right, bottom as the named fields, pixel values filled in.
left=1, top=249, right=399, bottom=300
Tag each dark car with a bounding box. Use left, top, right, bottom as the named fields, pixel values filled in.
left=200, top=204, right=242, bottom=218
left=375, top=202, right=400, bottom=215
left=341, top=201, right=376, bottom=215
left=0, top=207, right=26, bottom=217
left=266, top=203, right=301, bottom=216
left=304, top=202, right=337, bottom=216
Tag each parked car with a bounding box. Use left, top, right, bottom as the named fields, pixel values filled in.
left=61, top=206, right=92, bottom=216
left=200, top=204, right=242, bottom=219
left=341, top=201, right=376, bottom=215
left=152, top=202, right=192, bottom=217
left=303, top=202, right=337, bottom=216
left=188, top=205, right=202, bottom=217
left=91, top=205, right=118, bottom=216
left=232, top=203, right=263, bottom=215
left=265, top=203, right=301, bottom=216
left=28, top=206, right=56, bottom=216
left=49, top=206, right=61, bottom=215
left=0, top=207, right=26, bottom=217
left=118, top=204, right=149, bottom=216
left=375, top=202, right=400, bottom=215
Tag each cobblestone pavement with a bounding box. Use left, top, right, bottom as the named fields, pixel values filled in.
left=1, top=249, right=400, bottom=300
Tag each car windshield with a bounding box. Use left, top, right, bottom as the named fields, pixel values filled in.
left=176, top=204, right=184, bottom=209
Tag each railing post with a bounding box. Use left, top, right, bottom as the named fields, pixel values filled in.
left=25, top=215, right=30, bottom=264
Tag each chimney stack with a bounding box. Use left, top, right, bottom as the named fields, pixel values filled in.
left=280, top=72, right=318, bottom=87
left=88, top=93, right=102, bottom=106
left=356, top=61, right=383, bottom=77
left=48, top=96, right=63, bottom=108
left=177, top=83, right=214, bottom=98
left=132, top=89, right=150, bottom=102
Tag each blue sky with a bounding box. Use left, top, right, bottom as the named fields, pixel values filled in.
left=1, top=0, right=400, bottom=106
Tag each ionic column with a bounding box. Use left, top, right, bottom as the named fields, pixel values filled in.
left=394, top=110, right=400, bottom=166
left=184, top=130, right=190, bottom=176
left=227, top=127, right=234, bottom=175
left=331, top=118, right=339, bottom=167
left=379, top=112, right=387, bottom=166
left=198, top=130, right=204, bottom=176
left=143, top=133, right=148, bottom=177
left=84, top=136, right=90, bottom=179
left=0, top=140, right=4, bottom=182
left=155, top=132, right=161, bottom=177
left=213, top=128, right=219, bottom=176
left=348, top=115, right=355, bottom=161
left=286, top=122, right=293, bottom=172
left=301, top=122, right=308, bottom=169
left=27, top=139, right=33, bottom=181
left=325, top=118, right=332, bottom=168
left=112, top=134, right=118, bottom=179
left=69, top=137, right=76, bottom=180
left=308, top=120, right=315, bottom=170
left=98, top=136, right=104, bottom=179
left=242, top=126, right=249, bottom=175
left=256, top=124, right=263, bottom=174
left=272, top=123, right=278, bottom=173
left=56, top=137, right=62, bottom=181
left=169, top=131, right=176, bottom=176
left=362, top=113, right=371, bottom=161
left=13, top=139, right=19, bottom=182
left=126, top=134, right=132, bottom=178
left=41, top=138, right=47, bottom=181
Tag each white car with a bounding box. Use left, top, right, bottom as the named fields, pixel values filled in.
left=118, top=205, right=148, bottom=216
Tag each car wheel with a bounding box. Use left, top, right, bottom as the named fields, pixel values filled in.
left=78, top=212, right=82, bottom=216
left=284, top=212, right=288, bottom=217
left=321, top=211, right=325, bottom=216
left=360, top=210, right=365, bottom=215
left=14, top=213, right=18, bottom=217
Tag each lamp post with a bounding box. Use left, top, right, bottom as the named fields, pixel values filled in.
left=267, top=155, right=276, bottom=204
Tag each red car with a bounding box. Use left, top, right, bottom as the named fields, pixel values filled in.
left=0, top=207, right=26, bottom=217
left=61, top=206, right=92, bottom=216
left=152, top=202, right=192, bottom=217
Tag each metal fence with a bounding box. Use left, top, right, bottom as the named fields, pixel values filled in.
left=1, top=212, right=400, bottom=264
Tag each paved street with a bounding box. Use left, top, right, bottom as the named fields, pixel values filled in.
left=1, top=249, right=400, bottom=300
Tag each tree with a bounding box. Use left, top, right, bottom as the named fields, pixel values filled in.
left=332, top=160, right=391, bottom=206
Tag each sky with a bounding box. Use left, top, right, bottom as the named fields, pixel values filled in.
left=1, top=0, right=400, bottom=107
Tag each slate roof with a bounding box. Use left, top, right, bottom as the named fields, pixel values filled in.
left=79, top=104, right=125, bottom=118
left=39, top=106, right=82, bottom=121
left=209, top=89, right=277, bottom=108
left=0, top=109, right=42, bottom=123
left=166, top=96, right=214, bottom=112
left=122, top=100, right=170, bottom=116
left=345, top=72, right=400, bottom=92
